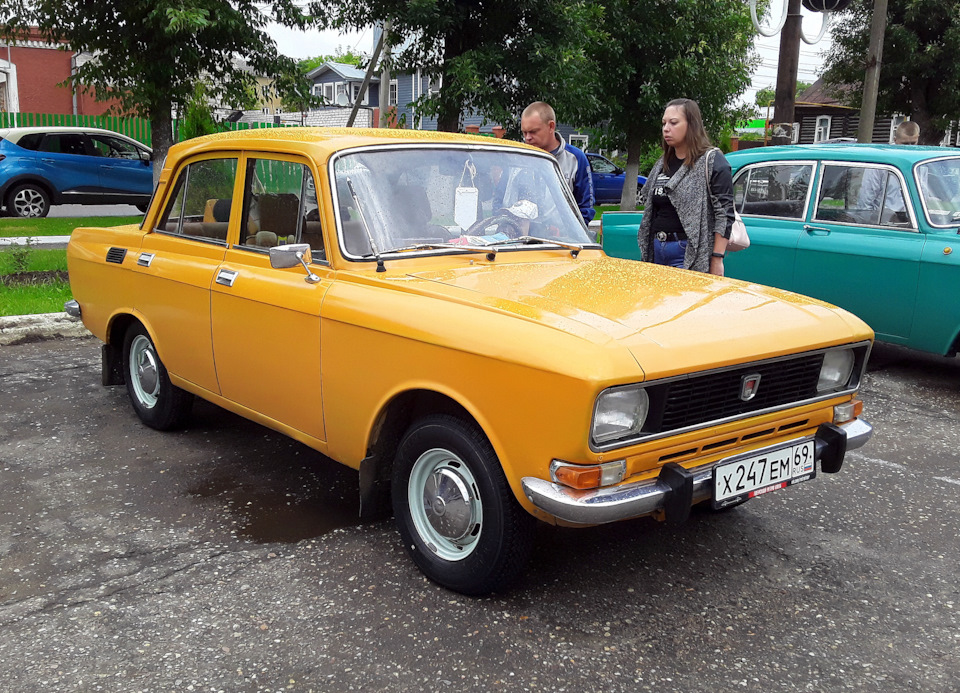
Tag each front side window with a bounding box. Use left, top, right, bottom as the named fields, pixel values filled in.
left=916, top=157, right=960, bottom=226
left=589, top=156, right=617, bottom=174
left=90, top=134, right=147, bottom=161
left=734, top=163, right=812, bottom=219
left=158, top=157, right=238, bottom=242
left=815, top=164, right=912, bottom=227
left=332, top=146, right=594, bottom=259
left=240, top=158, right=321, bottom=256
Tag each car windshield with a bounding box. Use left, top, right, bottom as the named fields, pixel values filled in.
left=332, top=146, right=594, bottom=257
left=916, top=157, right=960, bottom=226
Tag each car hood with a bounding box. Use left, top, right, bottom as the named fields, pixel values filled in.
left=404, top=255, right=869, bottom=378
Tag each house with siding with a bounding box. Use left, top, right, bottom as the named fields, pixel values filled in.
left=793, top=79, right=954, bottom=146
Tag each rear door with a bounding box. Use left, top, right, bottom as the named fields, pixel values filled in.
left=793, top=161, right=922, bottom=340
left=724, top=161, right=815, bottom=288
left=36, top=132, right=100, bottom=196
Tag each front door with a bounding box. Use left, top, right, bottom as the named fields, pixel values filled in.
left=210, top=155, right=330, bottom=442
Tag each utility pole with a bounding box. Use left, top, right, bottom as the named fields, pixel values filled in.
left=771, top=0, right=802, bottom=145
left=857, top=0, right=888, bottom=143
left=378, top=20, right=392, bottom=128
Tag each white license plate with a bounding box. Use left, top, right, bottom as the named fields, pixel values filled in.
left=713, top=439, right=816, bottom=508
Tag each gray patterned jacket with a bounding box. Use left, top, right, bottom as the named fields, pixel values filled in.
left=637, top=148, right=729, bottom=273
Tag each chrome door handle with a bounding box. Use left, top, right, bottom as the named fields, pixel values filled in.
left=215, top=268, right=238, bottom=287
left=804, top=225, right=831, bottom=236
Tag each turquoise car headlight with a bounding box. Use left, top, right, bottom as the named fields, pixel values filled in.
left=593, top=387, right=649, bottom=445
left=818, top=348, right=855, bottom=392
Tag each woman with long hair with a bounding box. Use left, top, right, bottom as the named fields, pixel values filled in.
left=636, top=98, right=734, bottom=275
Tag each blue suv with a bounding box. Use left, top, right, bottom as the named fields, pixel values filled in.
left=0, top=126, right=153, bottom=217
left=587, top=153, right=647, bottom=205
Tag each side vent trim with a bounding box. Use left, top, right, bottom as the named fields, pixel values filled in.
left=106, top=247, right=128, bottom=265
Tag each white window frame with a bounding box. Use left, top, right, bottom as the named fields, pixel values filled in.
left=814, top=116, right=832, bottom=143
left=389, top=79, right=398, bottom=106
left=323, top=83, right=334, bottom=103
left=428, top=75, right=442, bottom=98
left=889, top=114, right=906, bottom=144
left=568, top=134, right=589, bottom=150
left=941, top=121, right=953, bottom=147
left=351, top=83, right=369, bottom=106
left=791, top=121, right=800, bottom=144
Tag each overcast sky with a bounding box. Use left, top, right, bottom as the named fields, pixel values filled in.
left=266, top=0, right=834, bottom=111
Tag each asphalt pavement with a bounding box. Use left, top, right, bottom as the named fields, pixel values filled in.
left=1, top=333, right=958, bottom=691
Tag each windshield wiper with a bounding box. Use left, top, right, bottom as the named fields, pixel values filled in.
left=488, top=235, right=587, bottom=257
left=377, top=243, right=499, bottom=260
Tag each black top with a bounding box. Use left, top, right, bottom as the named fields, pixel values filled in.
left=650, top=151, right=735, bottom=239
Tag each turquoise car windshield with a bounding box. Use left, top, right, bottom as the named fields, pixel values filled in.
left=916, top=157, right=960, bottom=226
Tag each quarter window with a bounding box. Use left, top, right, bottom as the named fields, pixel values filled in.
left=733, top=163, right=811, bottom=219
left=158, top=158, right=238, bottom=243
left=240, top=158, right=322, bottom=257
left=815, top=164, right=911, bottom=228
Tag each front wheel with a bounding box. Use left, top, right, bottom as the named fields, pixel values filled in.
left=123, top=323, right=193, bottom=430
left=392, top=415, right=535, bottom=595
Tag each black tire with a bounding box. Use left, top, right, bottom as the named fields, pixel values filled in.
left=6, top=183, right=50, bottom=218
left=392, top=414, right=536, bottom=595
left=122, top=323, right=193, bottom=430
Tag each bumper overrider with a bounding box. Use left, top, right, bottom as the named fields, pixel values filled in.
left=522, top=419, right=872, bottom=526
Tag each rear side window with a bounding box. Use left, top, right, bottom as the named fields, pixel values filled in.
left=39, top=133, right=90, bottom=156
left=15, top=133, right=43, bottom=151
left=815, top=164, right=912, bottom=228
left=157, top=158, right=238, bottom=243
left=734, top=163, right=812, bottom=219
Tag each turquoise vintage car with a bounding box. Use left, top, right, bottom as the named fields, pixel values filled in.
left=601, top=144, right=960, bottom=356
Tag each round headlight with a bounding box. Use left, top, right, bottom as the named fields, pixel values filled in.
left=593, top=387, right=649, bottom=445
left=818, top=349, right=855, bottom=392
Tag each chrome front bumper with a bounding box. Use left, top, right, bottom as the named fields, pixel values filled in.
left=521, top=419, right=872, bottom=526
left=64, top=299, right=81, bottom=318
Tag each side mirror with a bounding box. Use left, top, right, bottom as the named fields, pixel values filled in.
left=614, top=167, right=624, bottom=175
left=270, top=243, right=321, bottom=283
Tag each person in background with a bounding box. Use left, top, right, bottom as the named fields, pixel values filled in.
left=519, top=101, right=595, bottom=224
left=858, top=121, right=920, bottom=221
left=636, top=98, right=733, bottom=275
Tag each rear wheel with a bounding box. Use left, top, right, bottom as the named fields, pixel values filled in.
left=7, top=183, right=50, bottom=218
left=392, top=415, right=535, bottom=595
left=123, top=323, right=193, bottom=430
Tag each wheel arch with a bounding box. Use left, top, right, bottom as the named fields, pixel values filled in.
left=358, top=388, right=481, bottom=520
left=2, top=175, right=58, bottom=205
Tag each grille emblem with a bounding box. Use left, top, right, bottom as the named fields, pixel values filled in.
left=740, top=373, right=762, bottom=401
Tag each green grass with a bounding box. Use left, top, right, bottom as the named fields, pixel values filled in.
left=0, top=280, right=72, bottom=316
left=0, top=247, right=71, bottom=316
left=0, top=215, right=141, bottom=237
left=0, top=247, right=68, bottom=273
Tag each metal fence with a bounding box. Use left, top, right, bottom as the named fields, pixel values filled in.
left=0, top=112, right=286, bottom=146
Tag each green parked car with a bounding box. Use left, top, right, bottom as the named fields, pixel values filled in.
left=600, top=143, right=960, bottom=356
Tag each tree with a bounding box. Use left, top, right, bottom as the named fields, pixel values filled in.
left=583, top=0, right=757, bottom=208
left=756, top=81, right=812, bottom=108
left=297, top=48, right=366, bottom=74
left=823, top=0, right=960, bottom=144
left=0, top=1, right=318, bottom=181
left=316, top=0, right=602, bottom=133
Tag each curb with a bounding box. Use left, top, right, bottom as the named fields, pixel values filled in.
left=0, top=312, right=92, bottom=346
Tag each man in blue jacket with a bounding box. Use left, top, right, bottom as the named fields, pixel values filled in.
left=520, top=101, right=595, bottom=224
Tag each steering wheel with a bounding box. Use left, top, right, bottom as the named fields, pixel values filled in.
left=465, top=212, right=521, bottom=238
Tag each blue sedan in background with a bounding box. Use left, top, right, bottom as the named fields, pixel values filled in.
left=587, top=153, right=646, bottom=205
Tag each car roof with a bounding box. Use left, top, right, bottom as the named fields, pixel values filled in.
left=0, top=125, right=151, bottom=151
left=726, top=143, right=960, bottom=168
left=164, top=126, right=538, bottom=171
